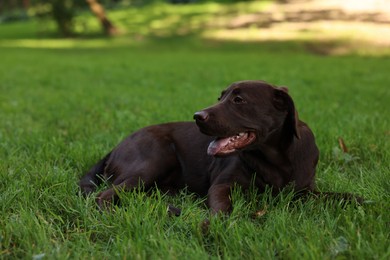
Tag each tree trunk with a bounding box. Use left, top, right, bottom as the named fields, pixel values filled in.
left=52, top=0, right=74, bottom=37
left=23, top=0, right=30, bottom=9
left=85, top=0, right=117, bottom=36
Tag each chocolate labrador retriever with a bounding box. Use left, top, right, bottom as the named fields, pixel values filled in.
left=79, top=80, right=358, bottom=213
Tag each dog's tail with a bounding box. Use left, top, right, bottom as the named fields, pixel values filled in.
left=314, top=191, right=364, bottom=204
left=294, top=190, right=364, bottom=205
left=79, top=152, right=111, bottom=196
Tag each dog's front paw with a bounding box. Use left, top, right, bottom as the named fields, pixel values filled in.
left=96, top=188, right=118, bottom=210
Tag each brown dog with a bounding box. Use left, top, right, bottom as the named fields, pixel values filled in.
left=80, top=80, right=349, bottom=213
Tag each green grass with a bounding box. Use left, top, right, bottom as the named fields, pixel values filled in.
left=1, top=3, right=390, bottom=259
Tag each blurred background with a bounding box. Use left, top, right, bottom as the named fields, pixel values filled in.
left=1, top=0, right=389, bottom=54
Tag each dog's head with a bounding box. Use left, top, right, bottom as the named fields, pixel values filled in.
left=194, top=80, right=300, bottom=156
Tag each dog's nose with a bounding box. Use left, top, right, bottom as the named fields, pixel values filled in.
left=193, top=111, right=209, bottom=122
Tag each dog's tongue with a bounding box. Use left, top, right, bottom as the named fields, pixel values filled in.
left=207, top=137, right=233, bottom=156
left=207, top=132, right=256, bottom=156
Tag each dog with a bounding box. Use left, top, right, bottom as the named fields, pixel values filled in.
left=79, top=80, right=359, bottom=213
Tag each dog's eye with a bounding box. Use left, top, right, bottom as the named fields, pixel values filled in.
left=233, top=96, right=245, bottom=104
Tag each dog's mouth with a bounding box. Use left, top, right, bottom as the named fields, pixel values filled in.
left=207, top=131, right=256, bottom=156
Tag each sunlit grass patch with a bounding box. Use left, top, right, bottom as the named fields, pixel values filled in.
left=0, top=37, right=137, bottom=49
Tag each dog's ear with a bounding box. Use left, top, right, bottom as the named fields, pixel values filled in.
left=273, top=88, right=301, bottom=139
left=278, top=86, right=289, bottom=93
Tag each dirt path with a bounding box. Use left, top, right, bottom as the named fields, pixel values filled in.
left=205, top=0, right=390, bottom=55
left=265, top=0, right=390, bottom=24
left=291, top=0, right=390, bottom=15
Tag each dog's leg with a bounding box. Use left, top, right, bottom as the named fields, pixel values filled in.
left=96, top=150, right=180, bottom=209
left=207, top=184, right=233, bottom=214
left=95, top=177, right=145, bottom=208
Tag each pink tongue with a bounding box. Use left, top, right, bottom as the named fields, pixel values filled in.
left=207, top=138, right=232, bottom=156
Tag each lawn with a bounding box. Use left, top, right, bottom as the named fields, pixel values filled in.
left=1, top=3, right=389, bottom=259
